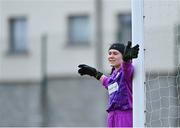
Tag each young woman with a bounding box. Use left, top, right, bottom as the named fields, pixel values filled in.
left=78, top=41, right=139, bottom=127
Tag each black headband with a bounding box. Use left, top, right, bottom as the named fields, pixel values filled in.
left=109, top=43, right=125, bottom=54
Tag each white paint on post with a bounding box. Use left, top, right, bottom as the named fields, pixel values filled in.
left=131, top=0, right=145, bottom=127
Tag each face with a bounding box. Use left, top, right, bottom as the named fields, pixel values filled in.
left=108, top=49, right=123, bottom=68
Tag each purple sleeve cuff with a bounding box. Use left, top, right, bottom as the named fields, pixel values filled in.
left=102, top=76, right=109, bottom=89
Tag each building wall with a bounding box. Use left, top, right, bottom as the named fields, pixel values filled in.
left=0, top=83, right=42, bottom=126
left=0, top=0, right=130, bottom=126
left=144, top=0, right=180, bottom=73
left=1, top=0, right=179, bottom=127
left=1, top=0, right=96, bottom=81
left=0, top=78, right=107, bottom=127
left=47, top=77, right=106, bottom=127
left=144, top=0, right=180, bottom=127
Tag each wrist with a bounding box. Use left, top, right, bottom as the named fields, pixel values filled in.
left=123, top=57, right=129, bottom=62
left=95, top=71, right=103, bottom=80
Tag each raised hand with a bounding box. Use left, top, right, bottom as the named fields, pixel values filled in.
left=123, top=41, right=139, bottom=62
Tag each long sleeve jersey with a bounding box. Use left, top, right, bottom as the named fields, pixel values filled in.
left=102, top=61, right=134, bottom=112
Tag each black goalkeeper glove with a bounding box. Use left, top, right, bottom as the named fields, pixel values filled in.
left=123, top=41, right=139, bottom=62
left=78, top=64, right=103, bottom=80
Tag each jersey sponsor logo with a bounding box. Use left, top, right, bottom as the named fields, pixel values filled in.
left=108, top=82, right=119, bottom=95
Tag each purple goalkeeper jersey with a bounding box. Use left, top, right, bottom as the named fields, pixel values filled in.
left=102, top=61, right=134, bottom=112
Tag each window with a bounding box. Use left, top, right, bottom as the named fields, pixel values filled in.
left=68, top=15, right=90, bottom=45
left=9, top=17, right=27, bottom=53
left=117, top=14, right=132, bottom=44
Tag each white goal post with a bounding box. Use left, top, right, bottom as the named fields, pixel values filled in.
left=131, top=0, right=145, bottom=127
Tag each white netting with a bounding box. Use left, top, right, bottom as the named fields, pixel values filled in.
left=144, top=0, right=180, bottom=127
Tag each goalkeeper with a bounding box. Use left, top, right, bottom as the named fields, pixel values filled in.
left=78, top=41, right=139, bottom=127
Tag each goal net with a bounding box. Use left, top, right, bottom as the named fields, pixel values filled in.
left=144, top=0, right=180, bottom=127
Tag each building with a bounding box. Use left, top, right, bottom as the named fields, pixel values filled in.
left=0, top=0, right=131, bottom=126
left=0, top=0, right=180, bottom=127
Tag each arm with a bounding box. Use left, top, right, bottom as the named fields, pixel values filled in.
left=122, top=41, right=139, bottom=79
left=78, top=64, right=109, bottom=89
left=122, top=60, right=134, bottom=80
left=100, top=75, right=109, bottom=89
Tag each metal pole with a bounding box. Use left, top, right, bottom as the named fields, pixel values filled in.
left=131, top=0, right=145, bottom=127
left=41, top=34, right=48, bottom=126
left=95, top=0, right=103, bottom=71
